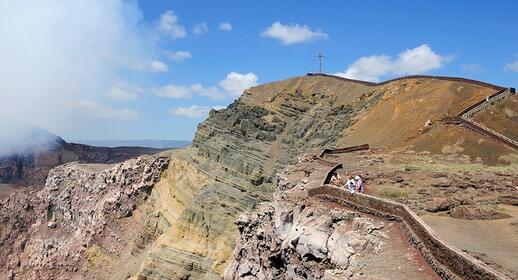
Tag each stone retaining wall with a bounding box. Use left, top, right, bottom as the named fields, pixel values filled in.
left=308, top=186, right=511, bottom=280
left=319, top=144, right=369, bottom=158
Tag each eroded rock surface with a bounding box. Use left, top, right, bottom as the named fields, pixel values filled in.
left=226, top=202, right=386, bottom=279
left=0, top=155, right=169, bottom=279
left=225, top=166, right=438, bottom=280
left=449, top=205, right=511, bottom=220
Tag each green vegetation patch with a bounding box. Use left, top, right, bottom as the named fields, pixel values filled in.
left=379, top=186, right=410, bottom=199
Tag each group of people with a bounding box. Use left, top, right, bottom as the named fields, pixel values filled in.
left=330, top=172, right=365, bottom=193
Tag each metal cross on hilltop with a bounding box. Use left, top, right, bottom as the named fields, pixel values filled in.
left=318, top=52, right=324, bottom=73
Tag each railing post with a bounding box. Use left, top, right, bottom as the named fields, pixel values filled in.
left=511, top=87, right=516, bottom=94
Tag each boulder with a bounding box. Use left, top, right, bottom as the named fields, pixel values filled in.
left=449, top=205, right=511, bottom=220
left=424, top=198, right=459, bottom=212
left=295, top=229, right=329, bottom=259
left=498, top=195, right=518, bottom=206
left=327, top=224, right=356, bottom=268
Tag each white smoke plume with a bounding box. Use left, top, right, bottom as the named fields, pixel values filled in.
left=0, top=0, right=156, bottom=155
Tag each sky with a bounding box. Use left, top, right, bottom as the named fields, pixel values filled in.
left=1, top=0, right=518, bottom=142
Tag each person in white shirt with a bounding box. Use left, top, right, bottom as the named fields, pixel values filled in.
left=355, top=175, right=364, bottom=193
left=345, top=176, right=356, bottom=193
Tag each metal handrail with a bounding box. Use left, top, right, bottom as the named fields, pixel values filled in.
left=460, top=90, right=512, bottom=118
left=461, top=116, right=518, bottom=148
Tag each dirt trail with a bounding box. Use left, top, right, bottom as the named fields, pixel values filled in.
left=422, top=207, right=518, bottom=278
left=314, top=198, right=440, bottom=280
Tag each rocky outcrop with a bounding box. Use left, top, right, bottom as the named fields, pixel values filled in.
left=225, top=176, right=388, bottom=280
left=226, top=203, right=387, bottom=280
left=194, top=101, right=286, bottom=184
left=0, top=155, right=169, bottom=279
left=225, top=162, right=440, bottom=280
left=498, top=194, right=518, bottom=206
left=193, top=76, right=382, bottom=186
left=162, top=76, right=385, bottom=278
left=424, top=197, right=461, bottom=213
left=449, top=205, right=511, bottom=220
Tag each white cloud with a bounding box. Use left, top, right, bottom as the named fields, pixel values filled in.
left=150, top=60, right=169, bottom=73
left=219, top=72, right=259, bottom=96
left=505, top=60, right=518, bottom=72
left=169, top=105, right=225, bottom=118
left=335, top=44, right=450, bottom=82
left=154, top=71, right=258, bottom=100
left=157, top=10, right=186, bottom=39
left=152, top=84, right=224, bottom=100
left=0, top=0, right=155, bottom=136
left=337, top=55, right=393, bottom=82
left=219, top=22, right=232, bottom=31
left=393, top=45, right=449, bottom=74
left=193, top=22, right=209, bottom=35
left=165, top=50, right=192, bottom=62
left=261, top=21, right=328, bottom=45
left=107, top=87, right=138, bottom=100
left=190, top=84, right=225, bottom=100
left=152, top=85, right=192, bottom=99
left=74, top=100, right=138, bottom=120
left=106, top=82, right=143, bottom=100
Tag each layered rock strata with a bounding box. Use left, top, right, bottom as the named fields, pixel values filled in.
left=0, top=155, right=169, bottom=279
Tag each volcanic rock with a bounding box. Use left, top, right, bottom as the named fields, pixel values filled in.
left=449, top=205, right=511, bottom=220
left=0, top=155, right=169, bottom=279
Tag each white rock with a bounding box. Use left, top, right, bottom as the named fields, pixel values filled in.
left=295, top=229, right=329, bottom=259
left=327, top=224, right=357, bottom=268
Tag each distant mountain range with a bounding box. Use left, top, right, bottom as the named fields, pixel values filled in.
left=0, top=122, right=182, bottom=186
left=73, top=139, right=191, bottom=149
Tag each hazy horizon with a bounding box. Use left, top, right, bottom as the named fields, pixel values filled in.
left=72, top=139, right=191, bottom=149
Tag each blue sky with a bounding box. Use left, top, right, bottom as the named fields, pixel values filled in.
left=1, top=0, right=518, bottom=141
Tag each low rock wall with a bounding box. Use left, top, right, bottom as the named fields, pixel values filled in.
left=308, top=186, right=511, bottom=280
left=319, top=144, right=370, bottom=157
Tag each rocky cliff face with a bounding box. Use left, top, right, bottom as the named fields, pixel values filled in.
left=193, top=76, right=380, bottom=186
left=132, top=75, right=517, bottom=279
left=0, top=155, right=169, bottom=279
left=142, top=76, right=385, bottom=278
